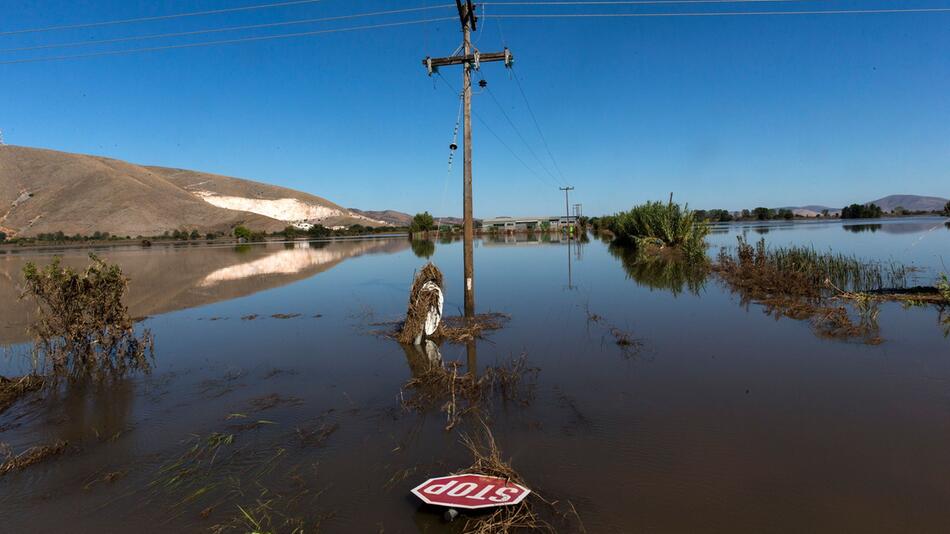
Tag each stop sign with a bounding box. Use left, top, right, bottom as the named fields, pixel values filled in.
left=411, top=473, right=531, bottom=509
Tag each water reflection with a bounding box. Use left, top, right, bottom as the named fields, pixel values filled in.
left=844, top=221, right=945, bottom=235
left=481, top=232, right=575, bottom=245
left=607, top=243, right=708, bottom=296
left=200, top=241, right=339, bottom=286
left=843, top=224, right=882, bottom=233
left=410, top=239, right=435, bottom=259
left=0, top=238, right=408, bottom=345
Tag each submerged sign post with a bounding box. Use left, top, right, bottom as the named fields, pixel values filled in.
left=411, top=474, right=530, bottom=510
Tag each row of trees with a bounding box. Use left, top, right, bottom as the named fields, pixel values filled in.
left=280, top=223, right=407, bottom=240
left=841, top=203, right=883, bottom=219
left=692, top=208, right=796, bottom=222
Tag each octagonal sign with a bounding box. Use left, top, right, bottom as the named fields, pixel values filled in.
left=411, top=473, right=531, bottom=509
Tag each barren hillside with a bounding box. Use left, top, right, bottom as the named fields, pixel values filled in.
left=0, top=145, right=381, bottom=237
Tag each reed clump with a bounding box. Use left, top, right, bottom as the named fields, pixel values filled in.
left=21, top=255, right=153, bottom=380
left=714, top=237, right=922, bottom=343
left=607, top=199, right=709, bottom=261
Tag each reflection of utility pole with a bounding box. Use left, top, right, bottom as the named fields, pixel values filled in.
left=423, top=0, right=514, bottom=319
left=566, top=237, right=574, bottom=290
left=560, top=186, right=574, bottom=218
left=466, top=340, right=478, bottom=378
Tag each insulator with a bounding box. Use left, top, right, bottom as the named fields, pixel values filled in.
left=449, top=143, right=458, bottom=151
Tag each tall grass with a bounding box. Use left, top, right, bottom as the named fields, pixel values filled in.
left=724, top=236, right=910, bottom=294
left=607, top=200, right=709, bottom=260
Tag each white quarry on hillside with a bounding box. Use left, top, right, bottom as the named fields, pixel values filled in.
left=192, top=190, right=344, bottom=222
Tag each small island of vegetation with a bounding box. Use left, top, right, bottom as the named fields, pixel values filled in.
left=603, top=199, right=709, bottom=261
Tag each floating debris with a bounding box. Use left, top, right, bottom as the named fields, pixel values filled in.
left=0, top=440, right=68, bottom=476
left=0, top=374, right=44, bottom=415
left=248, top=393, right=304, bottom=412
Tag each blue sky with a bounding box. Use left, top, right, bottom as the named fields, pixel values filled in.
left=1, top=1, right=948, bottom=216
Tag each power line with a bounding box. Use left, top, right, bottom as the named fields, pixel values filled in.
left=0, top=0, right=326, bottom=37
left=484, top=84, right=564, bottom=186
left=0, top=17, right=458, bottom=65
left=436, top=72, right=554, bottom=188
left=509, top=68, right=568, bottom=183
left=0, top=5, right=457, bottom=54
left=483, top=7, right=950, bottom=18
left=482, top=0, right=891, bottom=5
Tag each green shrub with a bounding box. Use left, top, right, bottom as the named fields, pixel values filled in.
left=233, top=226, right=252, bottom=240
left=841, top=203, right=883, bottom=219
left=410, top=212, right=436, bottom=233
left=607, top=200, right=709, bottom=260
left=307, top=225, right=331, bottom=238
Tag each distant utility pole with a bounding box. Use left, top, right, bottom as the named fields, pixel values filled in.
left=423, top=0, right=513, bottom=318
left=560, top=186, right=574, bottom=218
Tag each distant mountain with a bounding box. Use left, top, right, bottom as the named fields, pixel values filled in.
left=348, top=209, right=412, bottom=227
left=348, top=208, right=470, bottom=227
left=0, top=145, right=383, bottom=237
left=867, top=195, right=948, bottom=213
left=766, top=196, right=947, bottom=218
left=777, top=205, right=841, bottom=218
left=799, top=205, right=840, bottom=214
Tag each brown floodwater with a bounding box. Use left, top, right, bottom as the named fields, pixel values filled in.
left=1, top=219, right=949, bottom=533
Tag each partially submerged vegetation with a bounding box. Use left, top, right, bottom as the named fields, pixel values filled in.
left=717, top=236, right=915, bottom=298
left=715, top=237, right=946, bottom=343
left=606, top=199, right=709, bottom=261
left=0, top=255, right=153, bottom=423
left=21, top=255, right=153, bottom=380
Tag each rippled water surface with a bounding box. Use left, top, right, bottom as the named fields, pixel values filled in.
left=1, top=218, right=949, bottom=533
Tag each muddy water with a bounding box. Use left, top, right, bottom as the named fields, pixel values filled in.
left=1, top=219, right=949, bottom=533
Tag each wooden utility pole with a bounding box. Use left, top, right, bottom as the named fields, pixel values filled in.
left=423, top=1, right=513, bottom=318
left=560, top=186, right=574, bottom=218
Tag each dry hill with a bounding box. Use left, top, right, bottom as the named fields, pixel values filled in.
left=0, top=145, right=381, bottom=238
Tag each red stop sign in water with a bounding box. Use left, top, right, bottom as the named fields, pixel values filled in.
left=411, top=473, right=531, bottom=509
